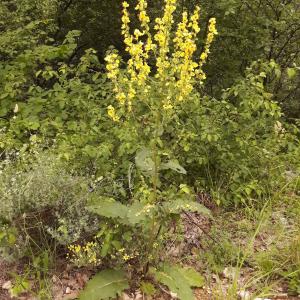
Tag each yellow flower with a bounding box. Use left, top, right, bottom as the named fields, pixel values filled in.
left=199, top=17, right=218, bottom=71
left=107, top=105, right=119, bottom=122
left=163, top=100, right=173, bottom=110
left=116, top=92, right=126, bottom=105
left=105, top=53, right=120, bottom=80
left=104, top=0, right=217, bottom=115
left=123, top=254, right=130, bottom=261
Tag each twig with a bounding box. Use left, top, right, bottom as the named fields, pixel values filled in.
left=183, top=211, right=220, bottom=246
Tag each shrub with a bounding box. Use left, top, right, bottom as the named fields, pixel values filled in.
left=0, top=150, right=99, bottom=260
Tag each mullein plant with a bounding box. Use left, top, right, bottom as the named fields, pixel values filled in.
left=78, top=1, right=218, bottom=299
left=105, top=0, right=217, bottom=196
left=104, top=0, right=218, bottom=272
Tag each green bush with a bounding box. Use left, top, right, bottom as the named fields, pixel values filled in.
left=0, top=151, right=99, bottom=258
left=176, top=61, right=300, bottom=206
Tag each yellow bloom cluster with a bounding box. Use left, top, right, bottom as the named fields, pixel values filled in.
left=117, top=247, right=136, bottom=262
left=107, top=105, right=119, bottom=122
left=199, top=18, right=218, bottom=68
left=172, top=7, right=201, bottom=101
left=105, top=0, right=218, bottom=118
left=68, top=242, right=100, bottom=266
left=154, top=0, right=177, bottom=80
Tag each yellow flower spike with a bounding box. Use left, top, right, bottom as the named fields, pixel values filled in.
left=107, top=105, right=120, bottom=122
left=105, top=53, right=120, bottom=80
left=154, top=0, right=177, bottom=79
left=188, top=6, right=201, bottom=35
left=105, top=0, right=217, bottom=118
left=199, top=17, right=218, bottom=70
left=172, top=9, right=200, bottom=101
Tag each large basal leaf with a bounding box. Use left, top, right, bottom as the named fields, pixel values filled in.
left=150, top=264, right=200, bottom=300
left=127, top=202, right=156, bottom=225
left=87, top=197, right=128, bottom=220
left=87, top=195, right=158, bottom=225
left=135, top=148, right=155, bottom=177
left=176, top=266, right=205, bottom=288
left=161, top=159, right=187, bottom=175
left=79, top=269, right=129, bottom=300
left=163, top=198, right=211, bottom=216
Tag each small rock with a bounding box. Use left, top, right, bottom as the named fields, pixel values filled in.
left=238, top=290, right=251, bottom=300
left=121, top=292, right=133, bottom=300
left=62, top=291, right=80, bottom=300
left=65, top=287, right=72, bottom=294
left=2, top=280, right=12, bottom=290
left=211, top=274, right=218, bottom=281
left=223, top=267, right=237, bottom=279
left=134, top=290, right=142, bottom=300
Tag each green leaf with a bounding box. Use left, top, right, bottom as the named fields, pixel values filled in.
left=87, top=197, right=128, bottom=220
left=180, top=184, right=191, bottom=194
left=135, top=148, right=155, bottom=177
left=140, top=281, right=156, bottom=296
left=177, top=267, right=205, bottom=287
left=79, top=269, right=129, bottom=300
left=161, top=160, right=187, bottom=174
left=127, top=202, right=156, bottom=225
left=163, top=198, right=211, bottom=216
left=10, top=279, right=30, bottom=297
left=287, top=68, right=297, bottom=79
left=150, top=264, right=196, bottom=300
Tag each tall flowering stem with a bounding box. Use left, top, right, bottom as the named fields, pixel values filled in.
left=105, top=0, right=217, bottom=116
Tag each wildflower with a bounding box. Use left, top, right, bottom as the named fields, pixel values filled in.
left=163, top=100, right=173, bottom=110
left=123, top=254, right=130, bottom=261
left=199, top=17, right=218, bottom=70
left=116, top=92, right=126, bottom=105
left=107, top=105, right=119, bottom=122
left=104, top=0, right=217, bottom=118
left=105, top=53, right=120, bottom=80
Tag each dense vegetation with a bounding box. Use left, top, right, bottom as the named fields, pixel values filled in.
left=0, top=0, right=299, bottom=299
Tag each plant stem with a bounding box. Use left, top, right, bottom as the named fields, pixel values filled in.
left=145, top=109, right=161, bottom=274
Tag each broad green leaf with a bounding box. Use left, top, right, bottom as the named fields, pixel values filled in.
left=163, top=198, right=211, bottom=216
left=161, top=160, right=187, bottom=174
left=177, top=267, right=205, bottom=288
left=135, top=148, right=155, bottom=177
left=79, top=269, right=129, bottom=300
left=127, top=202, right=155, bottom=225
left=180, top=184, right=191, bottom=194
left=150, top=264, right=195, bottom=300
left=87, top=197, right=128, bottom=220
left=150, top=267, right=183, bottom=298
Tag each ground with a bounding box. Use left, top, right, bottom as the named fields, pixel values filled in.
left=1, top=199, right=299, bottom=300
